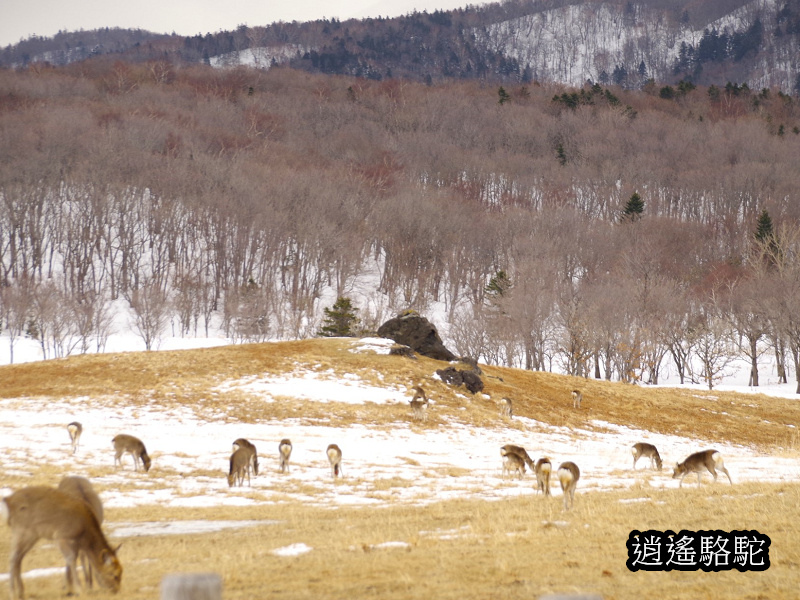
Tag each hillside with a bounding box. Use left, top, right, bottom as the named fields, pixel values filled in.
left=1, top=338, right=799, bottom=599
left=2, top=0, right=799, bottom=92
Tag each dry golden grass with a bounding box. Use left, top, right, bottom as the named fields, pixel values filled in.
left=1, top=483, right=796, bottom=600
left=2, top=338, right=799, bottom=599
left=3, top=338, right=798, bottom=451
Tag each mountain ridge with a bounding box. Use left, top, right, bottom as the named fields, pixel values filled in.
left=2, top=0, right=798, bottom=92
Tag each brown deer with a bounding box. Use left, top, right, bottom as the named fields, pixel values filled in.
left=67, top=422, right=82, bottom=454
left=112, top=434, right=151, bottom=472
left=632, top=442, right=663, bottom=471
left=227, top=447, right=252, bottom=487
left=534, top=457, right=552, bottom=496
left=571, top=390, right=583, bottom=409
left=500, top=444, right=535, bottom=470
left=232, top=438, right=259, bottom=476
left=327, top=444, right=343, bottom=478
left=57, top=476, right=104, bottom=588
left=499, top=397, right=513, bottom=419
left=558, top=462, right=581, bottom=510
left=1, top=486, right=122, bottom=600
left=278, top=439, right=292, bottom=473
left=409, top=385, right=429, bottom=421
left=501, top=450, right=526, bottom=479
left=672, top=450, right=733, bottom=487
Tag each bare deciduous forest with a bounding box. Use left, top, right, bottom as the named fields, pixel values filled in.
left=2, top=60, right=800, bottom=390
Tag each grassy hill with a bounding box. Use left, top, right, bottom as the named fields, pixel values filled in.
left=1, top=338, right=799, bottom=599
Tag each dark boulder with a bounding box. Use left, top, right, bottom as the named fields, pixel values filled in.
left=435, top=366, right=484, bottom=394
left=377, top=312, right=457, bottom=362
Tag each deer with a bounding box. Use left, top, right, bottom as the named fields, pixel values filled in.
left=500, top=444, right=535, bottom=470
left=112, top=434, right=151, bottom=472
left=534, top=457, right=552, bottom=496
left=499, top=397, right=513, bottom=419
left=67, top=422, right=83, bottom=454
left=672, top=449, right=733, bottom=487
left=278, top=439, right=292, bottom=474
left=1, top=485, right=122, bottom=600
left=558, top=461, right=581, bottom=510
left=571, top=390, right=583, bottom=409
left=409, top=385, right=429, bottom=421
left=227, top=447, right=252, bottom=487
left=501, top=450, right=526, bottom=479
left=327, top=444, right=343, bottom=478
left=632, top=442, right=663, bottom=471
left=232, top=438, right=259, bottom=476
left=57, top=476, right=104, bottom=588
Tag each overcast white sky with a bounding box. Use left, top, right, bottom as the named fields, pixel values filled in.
left=1, top=0, right=479, bottom=48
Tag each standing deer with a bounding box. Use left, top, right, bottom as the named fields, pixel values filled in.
left=227, top=447, right=252, bottom=487
left=278, top=439, right=292, bottom=473
left=672, top=450, right=733, bottom=487
left=409, top=385, right=429, bottom=421
left=232, top=438, right=259, bottom=476
left=327, top=444, right=343, bottom=478
left=558, top=462, right=581, bottom=510
left=499, top=397, right=513, bottom=419
left=534, top=457, right=552, bottom=496
left=500, top=444, right=535, bottom=470
left=501, top=449, right=526, bottom=479
left=632, top=442, right=663, bottom=471
left=67, top=422, right=82, bottom=454
left=112, top=434, right=151, bottom=472
left=571, top=390, right=583, bottom=409
left=1, top=486, right=122, bottom=600
left=57, top=477, right=104, bottom=588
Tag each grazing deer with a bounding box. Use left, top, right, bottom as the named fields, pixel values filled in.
left=57, top=476, right=104, bottom=588
left=279, top=439, right=292, bottom=474
left=327, top=444, right=343, bottom=478
left=232, top=438, right=259, bottom=476
left=632, top=442, right=663, bottom=471
left=1, top=486, right=122, bottom=600
left=499, top=397, right=513, bottom=419
left=67, top=422, right=82, bottom=454
left=409, top=385, right=429, bottom=421
left=500, top=444, right=535, bottom=470
left=501, top=450, right=526, bottom=479
left=672, top=450, right=733, bottom=487
left=227, top=447, right=252, bottom=487
left=534, top=457, right=552, bottom=496
left=571, top=390, right=583, bottom=409
left=558, top=462, right=581, bottom=510
left=112, top=434, right=151, bottom=472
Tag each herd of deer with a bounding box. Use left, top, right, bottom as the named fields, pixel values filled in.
left=1, top=386, right=734, bottom=600
left=499, top=441, right=733, bottom=512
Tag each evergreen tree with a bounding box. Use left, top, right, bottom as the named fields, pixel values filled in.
left=498, top=86, right=511, bottom=105
left=485, top=270, right=512, bottom=298
left=622, top=192, right=645, bottom=221
left=754, top=209, right=774, bottom=243
left=318, top=297, right=360, bottom=337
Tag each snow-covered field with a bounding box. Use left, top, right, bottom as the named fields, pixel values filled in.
left=2, top=334, right=800, bottom=584
left=2, top=338, right=799, bottom=516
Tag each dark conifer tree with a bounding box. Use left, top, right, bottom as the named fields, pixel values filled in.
left=621, top=192, right=645, bottom=221
left=318, top=297, right=360, bottom=337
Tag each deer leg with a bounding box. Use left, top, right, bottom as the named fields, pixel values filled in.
left=58, top=539, right=81, bottom=596
left=10, top=532, right=39, bottom=600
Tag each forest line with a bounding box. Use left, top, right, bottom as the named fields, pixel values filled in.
left=1, top=62, right=800, bottom=389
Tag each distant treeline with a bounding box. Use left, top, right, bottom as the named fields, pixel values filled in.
left=1, top=62, right=800, bottom=391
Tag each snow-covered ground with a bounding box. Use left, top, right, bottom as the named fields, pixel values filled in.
left=2, top=338, right=798, bottom=513
left=1, top=335, right=799, bottom=582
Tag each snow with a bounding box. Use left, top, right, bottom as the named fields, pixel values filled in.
left=1, top=330, right=799, bottom=579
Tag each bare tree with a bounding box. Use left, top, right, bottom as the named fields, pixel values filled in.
left=0, top=279, right=33, bottom=364
left=692, top=299, right=738, bottom=390
left=127, top=281, right=171, bottom=351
